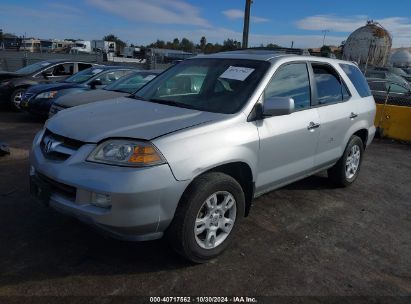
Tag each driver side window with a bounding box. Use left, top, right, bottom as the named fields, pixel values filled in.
left=265, top=63, right=311, bottom=110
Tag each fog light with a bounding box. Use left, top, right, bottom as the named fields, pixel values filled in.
left=30, top=166, right=35, bottom=176
left=91, top=192, right=111, bottom=208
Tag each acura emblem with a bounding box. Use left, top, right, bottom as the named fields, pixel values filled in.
left=44, top=138, right=53, bottom=153
left=43, top=136, right=61, bottom=154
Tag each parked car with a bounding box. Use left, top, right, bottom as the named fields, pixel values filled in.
left=373, top=66, right=411, bottom=82
left=20, top=66, right=135, bottom=117
left=0, top=60, right=95, bottom=110
left=367, top=78, right=411, bottom=106
left=49, top=70, right=160, bottom=117
left=364, top=69, right=410, bottom=88
left=29, top=51, right=376, bottom=262
left=401, top=67, right=411, bottom=75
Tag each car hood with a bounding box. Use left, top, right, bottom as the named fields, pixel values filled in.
left=55, top=89, right=128, bottom=107
left=26, top=82, right=83, bottom=94
left=0, top=71, right=23, bottom=82
left=46, top=97, right=227, bottom=142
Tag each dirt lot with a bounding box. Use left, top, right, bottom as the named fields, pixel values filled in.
left=0, top=111, right=410, bottom=300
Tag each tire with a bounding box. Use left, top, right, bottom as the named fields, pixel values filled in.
left=328, top=135, right=364, bottom=187
left=167, top=172, right=245, bottom=263
left=10, top=88, right=26, bottom=111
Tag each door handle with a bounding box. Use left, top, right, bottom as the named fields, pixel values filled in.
left=307, top=121, right=320, bottom=130
left=349, top=112, right=358, bottom=119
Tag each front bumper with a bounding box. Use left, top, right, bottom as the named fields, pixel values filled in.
left=21, top=95, right=53, bottom=117
left=29, top=129, right=189, bottom=241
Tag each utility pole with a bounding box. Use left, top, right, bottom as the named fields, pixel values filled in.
left=242, top=0, right=252, bottom=48
left=322, top=29, right=329, bottom=46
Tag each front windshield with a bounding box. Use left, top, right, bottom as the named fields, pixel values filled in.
left=392, top=68, right=407, bottom=76
left=105, top=72, right=158, bottom=93
left=15, top=61, right=52, bottom=75
left=65, top=67, right=104, bottom=83
left=135, top=58, right=270, bottom=114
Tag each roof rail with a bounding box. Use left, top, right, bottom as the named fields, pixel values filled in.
left=227, top=47, right=309, bottom=56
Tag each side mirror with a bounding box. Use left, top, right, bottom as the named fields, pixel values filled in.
left=263, top=97, right=295, bottom=117
left=89, top=79, right=102, bottom=89
left=42, top=71, right=53, bottom=79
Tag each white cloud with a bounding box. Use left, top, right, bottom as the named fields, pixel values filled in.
left=87, top=0, right=210, bottom=27
left=296, top=15, right=367, bottom=32
left=222, top=9, right=269, bottom=23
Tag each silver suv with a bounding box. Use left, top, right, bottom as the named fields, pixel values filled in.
left=30, top=51, right=376, bottom=262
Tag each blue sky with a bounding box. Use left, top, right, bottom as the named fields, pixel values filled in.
left=1, top=0, right=411, bottom=48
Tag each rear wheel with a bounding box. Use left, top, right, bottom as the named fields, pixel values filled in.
left=328, top=135, right=364, bottom=187
left=10, top=88, right=26, bottom=111
left=167, top=172, right=245, bottom=263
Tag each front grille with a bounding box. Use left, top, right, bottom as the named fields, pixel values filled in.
left=37, top=172, right=76, bottom=200
left=41, top=129, right=84, bottom=161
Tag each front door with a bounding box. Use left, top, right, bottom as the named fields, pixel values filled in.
left=255, top=62, right=320, bottom=194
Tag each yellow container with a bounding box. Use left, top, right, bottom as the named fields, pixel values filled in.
left=375, top=104, right=411, bottom=142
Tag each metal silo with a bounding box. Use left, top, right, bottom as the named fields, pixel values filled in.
left=343, top=21, right=392, bottom=68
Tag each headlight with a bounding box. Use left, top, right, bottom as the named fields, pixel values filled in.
left=36, top=91, right=58, bottom=99
left=87, top=139, right=166, bottom=167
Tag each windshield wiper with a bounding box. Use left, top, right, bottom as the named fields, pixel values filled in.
left=132, top=94, right=148, bottom=101
left=147, top=98, right=198, bottom=110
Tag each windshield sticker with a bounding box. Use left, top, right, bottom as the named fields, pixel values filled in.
left=143, top=75, right=156, bottom=81
left=92, top=68, right=103, bottom=74
left=219, top=66, right=255, bottom=81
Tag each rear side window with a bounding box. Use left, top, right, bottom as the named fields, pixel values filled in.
left=78, top=63, right=93, bottom=71
left=341, top=64, right=372, bottom=97
left=388, top=83, right=409, bottom=94
left=312, top=64, right=347, bottom=105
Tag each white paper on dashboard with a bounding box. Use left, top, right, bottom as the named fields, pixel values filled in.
left=219, top=66, right=255, bottom=81
left=92, top=69, right=103, bottom=74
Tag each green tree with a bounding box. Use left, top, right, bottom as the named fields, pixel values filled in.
left=320, top=45, right=332, bottom=54
left=200, top=36, right=207, bottom=52
left=266, top=43, right=281, bottom=48
left=180, top=37, right=194, bottom=52
left=221, top=39, right=241, bottom=51
left=172, top=38, right=180, bottom=49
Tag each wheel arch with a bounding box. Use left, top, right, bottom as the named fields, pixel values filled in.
left=181, top=161, right=255, bottom=217
left=353, top=128, right=368, bottom=149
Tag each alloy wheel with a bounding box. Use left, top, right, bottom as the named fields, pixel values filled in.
left=194, top=191, right=237, bottom=249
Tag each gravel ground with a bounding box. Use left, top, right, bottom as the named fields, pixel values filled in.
left=0, top=111, right=410, bottom=301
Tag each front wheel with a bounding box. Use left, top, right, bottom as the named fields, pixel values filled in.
left=328, top=135, right=364, bottom=187
left=10, top=88, right=26, bottom=111
left=167, top=172, right=245, bottom=263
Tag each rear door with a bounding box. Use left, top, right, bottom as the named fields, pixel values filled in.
left=310, top=62, right=354, bottom=168
left=255, top=62, right=321, bottom=193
